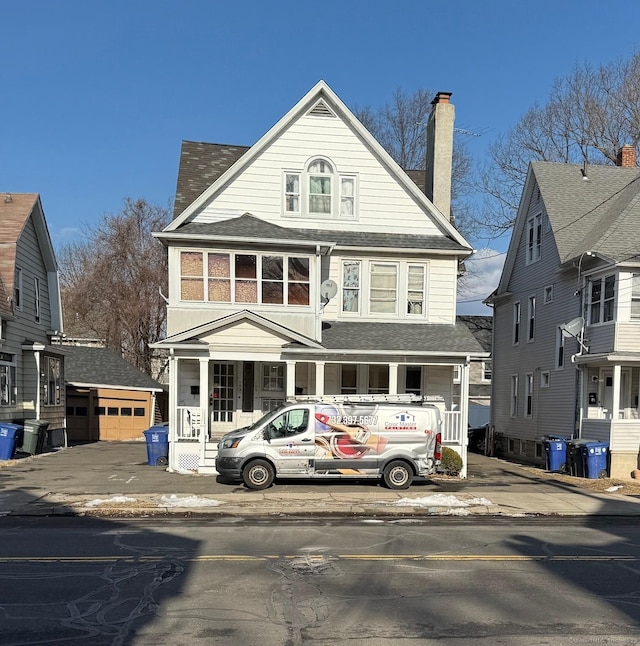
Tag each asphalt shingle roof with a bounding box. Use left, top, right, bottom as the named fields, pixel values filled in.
left=457, top=315, right=492, bottom=353
left=286, top=320, right=485, bottom=354
left=175, top=214, right=468, bottom=251
left=173, top=141, right=250, bottom=218
left=532, top=161, right=640, bottom=264
left=63, top=345, right=164, bottom=391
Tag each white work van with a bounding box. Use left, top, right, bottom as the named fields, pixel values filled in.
left=215, top=395, right=442, bottom=490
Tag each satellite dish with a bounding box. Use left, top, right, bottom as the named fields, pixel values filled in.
left=320, top=279, right=338, bottom=301
left=561, top=317, right=584, bottom=338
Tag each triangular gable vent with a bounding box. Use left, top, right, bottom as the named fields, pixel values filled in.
left=307, top=100, right=336, bottom=118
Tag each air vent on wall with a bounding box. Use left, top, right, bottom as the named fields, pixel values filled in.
left=307, top=100, right=336, bottom=118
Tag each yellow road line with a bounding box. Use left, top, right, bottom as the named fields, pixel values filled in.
left=0, top=554, right=636, bottom=563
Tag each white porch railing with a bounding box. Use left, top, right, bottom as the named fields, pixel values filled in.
left=176, top=407, right=205, bottom=440
left=442, top=410, right=462, bottom=444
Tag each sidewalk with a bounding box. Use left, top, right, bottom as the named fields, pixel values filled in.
left=1, top=441, right=639, bottom=519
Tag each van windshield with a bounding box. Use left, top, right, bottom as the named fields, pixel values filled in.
left=245, top=408, right=284, bottom=432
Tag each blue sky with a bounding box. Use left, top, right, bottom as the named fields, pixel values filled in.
left=3, top=0, right=640, bottom=313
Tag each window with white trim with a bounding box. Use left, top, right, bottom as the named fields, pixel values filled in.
left=527, top=295, right=536, bottom=341
left=342, top=261, right=361, bottom=313
left=541, top=371, right=550, bottom=388
left=180, top=251, right=310, bottom=306
left=407, top=265, right=426, bottom=315
left=632, top=274, right=640, bottom=320
left=44, top=356, right=62, bottom=406
left=556, top=327, right=565, bottom=369
left=525, top=372, right=534, bottom=417
left=544, top=285, right=553, bottom=304
left=526, top=214, right=542, bottom=264
left=34, top=277, right=40, bottom=322
left=513, top=302, right=520, bottom=345
left=453, top=365, right=461, bottom=384
left=482, top=360, right=492, bottom=382
left=369, top=263, right=398, bottom=314
left=283, top=157, right=357, bottom=219
left=0, top=357, right=16, bottom=406
left=589, top=274, right=615, bottom=324
left=14, top=267, right=22, bottom=310
left=510, top=374, right=518, bottom=417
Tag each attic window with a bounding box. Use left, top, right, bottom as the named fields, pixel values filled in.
left=307, top=100, right=336, bottom=118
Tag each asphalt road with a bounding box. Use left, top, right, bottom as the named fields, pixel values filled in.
left=0, top=517, right=638, bottom=645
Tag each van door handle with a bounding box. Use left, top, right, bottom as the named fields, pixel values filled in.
left=301, top=438, right=312, bottom=442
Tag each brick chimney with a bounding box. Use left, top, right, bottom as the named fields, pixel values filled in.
left=425, top=91, right=454, bottom=221
left=616, top=144, right=637, bottom=168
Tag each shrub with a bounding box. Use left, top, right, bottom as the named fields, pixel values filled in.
left=439, top=447, right=463, bottom=476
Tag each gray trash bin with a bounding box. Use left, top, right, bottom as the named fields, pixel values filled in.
left=21, top=420, right=49, bottom=455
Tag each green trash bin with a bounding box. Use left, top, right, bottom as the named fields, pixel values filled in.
left=21, top=420, right=49, bottom=455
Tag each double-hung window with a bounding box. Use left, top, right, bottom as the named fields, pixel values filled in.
left=369, top=263, right=398, bottom=314
left=632, top=274, right=640, bottom=320
left=525, top=373, right=534, bottom=417
left=526, top=214, right=542, bottom=264
left=556, top=327, right=565, bottom=369
left=513, top=302, right=521, bottom=345
left=510, top=375, right=519, bottom=417
left=342, top=261, right=361, bottom=313
left=14, top=267, right=22, bottom=310
left=407, top=265, right=426, bottom=315
left=308, top=160, right=332, bottom=214
left=44, top=356, right=62, bottom=406
left=589, top=275, right=615, bottom=324
left=0, top=357, right=16, bottom=406
left=34, top=277, right=40, bottom=323
left=528, top=296, right=536, bottom=341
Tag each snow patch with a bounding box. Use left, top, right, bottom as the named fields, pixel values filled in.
left=159, top=494, right=225, bottom=508
left=606, top=485, right=623, bottom=492
left=85, top=496, right=138, bottom=508
left=392, top=494, right=493, bottom=508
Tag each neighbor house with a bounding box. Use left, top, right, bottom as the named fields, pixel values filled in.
left=152, top=81, right=486, bottom=476
left=0, top=193, right=65, bottom=445
left=488, top=146, right=640, bottom=478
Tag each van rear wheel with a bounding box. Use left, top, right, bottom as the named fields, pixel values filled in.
left=383, top=461, right=412, bottom=490
left=243, top=459, right=275, bottom=490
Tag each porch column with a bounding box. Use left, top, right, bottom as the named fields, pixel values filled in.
left=612, top=364, right=621, bottom=420
left=199, top=358, right=209, bottom=444
left=315, top=361, right=325, bottom=397
left=388, top=363, right=398, bottom=395
left=286, top=361, right=296, bottom=398
left=459, top=358, right=471, bottom=479
left=168, top=354, right=178, bottom=443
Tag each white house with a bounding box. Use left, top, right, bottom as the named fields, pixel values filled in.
left=152, top=81, right=486, bottom=476
left=488, top=147, right=640, bottom=479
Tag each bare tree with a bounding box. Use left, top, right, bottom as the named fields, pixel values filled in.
left=475, top=52, right=640, bottom=235
left=353, top=86, right=475, bottom=238
left=59, top=198, right=170, bottom=379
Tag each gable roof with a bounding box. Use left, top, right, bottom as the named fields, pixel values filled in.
left=532, top=161, right=640, bottom=265
left=63, top=345, right=164, bottom=391
left=496, top=162, right=640, bottom=295
left=0, top=193, right=61, bottom=325
left=165, top=80, right=470, bottom=250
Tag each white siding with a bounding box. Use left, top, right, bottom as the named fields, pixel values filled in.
left=195, top=113, right=442, bottom=236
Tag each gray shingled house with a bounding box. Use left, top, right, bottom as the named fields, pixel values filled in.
left=64, top=345, right=166, bottom=442
left=489, top=146, right=640, bottom=478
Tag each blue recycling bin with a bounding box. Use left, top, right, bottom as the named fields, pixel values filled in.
left=143, top=425, right=169, bottom=466
left=543, top=435, right=567, bottom=472
left=0, top=423, right=22, bottom=460
left=581, top=441, right=609, bottom=479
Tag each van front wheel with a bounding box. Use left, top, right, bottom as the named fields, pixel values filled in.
left=383, top=461, right=412, bottom=490
left=243, top=459, right=275, bottom=490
